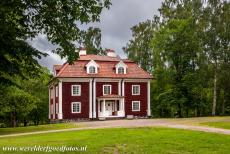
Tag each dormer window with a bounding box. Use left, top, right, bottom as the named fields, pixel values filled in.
left=89, top=66, right=96, bottom=74
left=86, top=60, right=99, bottom=74
left=118, top=67, right=124, bottom=74
left=115, top=61, right=127, bottom=74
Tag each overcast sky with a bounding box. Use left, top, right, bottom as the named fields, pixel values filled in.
left=30, top=0, right=163, bottom=71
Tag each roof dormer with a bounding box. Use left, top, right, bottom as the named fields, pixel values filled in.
left=115, top=61, right=127, bottom=74
left=86, top=60, right=99, bottom=74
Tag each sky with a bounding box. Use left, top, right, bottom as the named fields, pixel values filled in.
left=30, top=0, right=163, bottom=71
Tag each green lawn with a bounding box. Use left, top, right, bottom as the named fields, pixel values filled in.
left=0, top=127, right=230, bottom=154
left=0, top=123, right=78, bottom=135
left=200, top=121, right=230, bottom=130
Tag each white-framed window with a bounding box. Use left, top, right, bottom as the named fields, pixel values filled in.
left=55, top=86, right=58, bottom=97
left=89, top=66, right=96, bottom=74
left=118, top=67, right=125, bottom=74
left=56, top=103, right=59, bottom=114
left=132, top=85, right=140, bottom=95
left=103, top=85, right=111, bottom=95
left=86, top=60, right=99, bottom=74
left=72, top=85, right=81, bottom=96
left=71, top=102, right=81, bottom=113
left=115, top=61, right=127, bottom=74
left=132, top=101, right=140, bottom=111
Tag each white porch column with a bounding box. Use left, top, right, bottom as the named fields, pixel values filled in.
left=89, top=79, right=92, bottom=118
left=122, top=80, right=125, bottom=96
left=93, top=79, right=96, bottom=118
left=147, top=80, right=151, bottom=116
left=58, top=81, right=63, bottom=119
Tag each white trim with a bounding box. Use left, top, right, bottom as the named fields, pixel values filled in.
left=71, top=102, right=81, bottom=113
left=132, top=85, right=140, bottom=95
left=55, top=86, right=58, bottom=97
left=122, top=80, right=125, bottom=96
left=94, top=78, right=120, bottom=82
left=93, top=80, right=96, bottom=118
left=59, top=78, right=91, bottom=82
left=48, top=88, right=51, bottom=119
left=115, top=61, right=127, bottom=74
left=132, top=101, right=140, bottom=111
left=124, top=79, right=151, bottom=82
left=71, top=85, right=81, bottom=96
left=58, top=81, right=63, bottom=119
left=103, top=85, right=112, bottom=95
left=118, top=80, right=121, bottom=95
left=89, top=79, right=92, bottom=118
left=86, top=60, right=99, bottom=74
left=147, top=80, right=151, bottom=116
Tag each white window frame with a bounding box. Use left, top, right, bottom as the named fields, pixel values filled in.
left=71, top=85, right=81, bottom=96
left=132, top=101, right=140, bottom=111
left=55, top=86, right=58, bottom=97
left=71, top=102, right=81, bottom=113
left=115, top=61, right=127, bottom=74
left=103, top=85, right=112, bottom=95
left=132, top=85, right=140, bottom=95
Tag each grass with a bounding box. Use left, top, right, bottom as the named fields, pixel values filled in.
left=0, top=123, right=78, bottom=135
left=200, top=122, right=230, bottom=130
left=0, top=127, right=230, bottom=154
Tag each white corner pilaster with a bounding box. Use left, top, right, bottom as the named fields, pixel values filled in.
left=118, top=80, right=121, bottom=95
left=147, top=80, right=151, bottom=116
left=58, top=81, right=63, bottom=119
left=89, top=79, right=93, bottom=118
left=48, top=88, right=51, bottom=119
left=93, top=79, right=96, bottom=118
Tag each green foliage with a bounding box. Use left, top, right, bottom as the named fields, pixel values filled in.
left=0, top=0, right=111, bottom=85
left=0, top=67, right=51, bottom=127
left=127, top=0, right=230, bottom=117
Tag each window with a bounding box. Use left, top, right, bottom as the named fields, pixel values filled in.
left=72, top=102, right=81, bottom=113
left=55, top=86, right=58, bottom=97
left=72, top=85, right=81, bottom=96
left=89, top=66, right=96, bottom=74
left=118, top=67, right=124, bottom=74
left=132, top=85, right=140, bottom=95
left=103, top=85, right=111, bottom=95
left=132, top=101, right=140, bottom=111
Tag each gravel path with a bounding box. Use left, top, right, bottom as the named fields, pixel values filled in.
left=0, top=119, right=229, bottom=138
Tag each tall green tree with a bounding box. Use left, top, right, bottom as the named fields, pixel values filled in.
left=0, top=0, right=111, bottom=85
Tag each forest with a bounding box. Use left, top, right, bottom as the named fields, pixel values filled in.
left=125, top=0, right=230, bottom=117
left=0, top=0, right=229, bottom=127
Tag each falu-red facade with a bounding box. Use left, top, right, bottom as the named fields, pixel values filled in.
left=49, top=49, right=153, bottom=120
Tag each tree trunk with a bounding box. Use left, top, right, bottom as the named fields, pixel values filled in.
left=212, top=67, right=217, bottom=116
left=11, top=112, right=16, bottom=127
left=222, top=93, right=225, bottom=115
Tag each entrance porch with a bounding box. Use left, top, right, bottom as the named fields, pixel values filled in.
left=97, top=95, right=125, bottom=118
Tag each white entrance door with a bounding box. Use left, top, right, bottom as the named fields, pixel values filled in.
left=105, top=101, right=113, bottom=116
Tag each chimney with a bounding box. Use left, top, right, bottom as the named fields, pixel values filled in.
left=78, top=47, right=87, bottom=56
left=106, top=49, right=117, bottom=57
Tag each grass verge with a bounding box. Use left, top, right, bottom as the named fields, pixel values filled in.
left=0, top=127, right=229, bottom=154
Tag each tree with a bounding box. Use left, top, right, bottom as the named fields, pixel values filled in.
left=0, top=0, right=111, bottom=85
left=201, top=0, right=230, bottom=115
left=125, top=19, right=159, bottom=72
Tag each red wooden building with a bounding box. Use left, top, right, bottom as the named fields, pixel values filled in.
left=49, top=49, right=153, bottom=120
